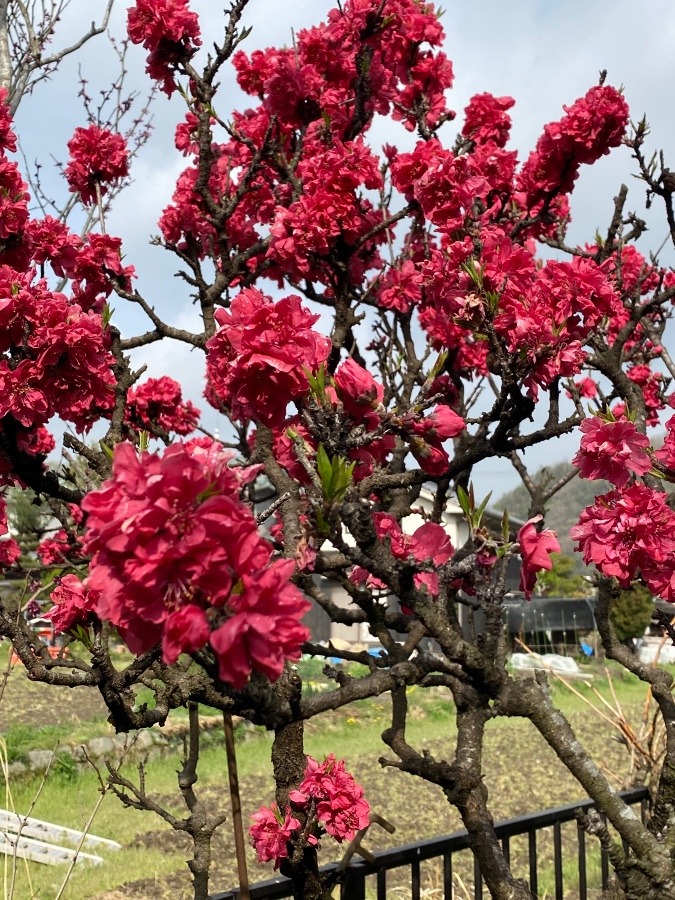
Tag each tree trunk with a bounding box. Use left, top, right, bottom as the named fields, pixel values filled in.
left=272, top=668, right=325, bottom=900
left=452, top=707, right=533, bottom=900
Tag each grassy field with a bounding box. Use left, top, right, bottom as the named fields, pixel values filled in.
left=0, top=642, right=661, bottom=899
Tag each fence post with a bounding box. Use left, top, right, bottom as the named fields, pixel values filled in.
left=341, top=867, right=366, bottom=900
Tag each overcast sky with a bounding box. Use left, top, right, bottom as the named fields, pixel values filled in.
left=16, top=0, right=675, bottom=497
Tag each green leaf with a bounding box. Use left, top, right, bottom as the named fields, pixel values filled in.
left=456, top=484, right=471, bottom=519
left=316, top=508, right=330, bottom=536
left=485, top=291, right=500, bottom=314
left=474, top=490, right=493, bottom=528
left=305, top=364, right=328, bottom=402
left=428, top=350, right=448, bottom=382
left=70, top=624, right=93, bottom=651
left=501, top=509, right=510, bottom=542
left=461, top=257, right=483, bottom=288
left=316, top=445, right=355, bottom=503
left=316, top=444, right=333, bottom=490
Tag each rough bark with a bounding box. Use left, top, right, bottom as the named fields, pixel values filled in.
left=272, top=668, right=324, bottom=900
left=512, top=676, right=675, bottom=899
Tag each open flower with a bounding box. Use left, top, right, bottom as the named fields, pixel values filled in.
left=65, top=126, right=129, bottom=205
left=572, top=417, right=651, bottom=487
left=249, top=804, right=301, bottom=868
left=517, top=516, right=560, bottom=599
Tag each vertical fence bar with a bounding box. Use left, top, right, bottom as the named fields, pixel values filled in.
left=577, top=821, right=587, bottom=900
left=473, top=853, right=483, bottom=900
left=501, top=835, right=510, bottom=866
left=341, top=868, right=366, bottom=900
left=377, top=869, right=386, bottom=900
left=443, top=852, right=453, bottom=899
left=528, top=829, right=538, bottom=898
left=411, top=857, right=421, bottom=900
left=553, top=822, right=563, bottom=900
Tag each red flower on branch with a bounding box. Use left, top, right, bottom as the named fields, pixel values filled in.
left=517, top=517, right=561, bottom=600
left=572, top=417, right=652, bottom=488
left=82, top=441, right=309, bottom=686
left=126, top=376, right=200, bottom=436
left=206, top=288, right=331, bottom=427
left=127, top=0, right=201, bottom=95
left=46, top=575, right=98, bottom=634
left=65, top=126, right=129, bottom=205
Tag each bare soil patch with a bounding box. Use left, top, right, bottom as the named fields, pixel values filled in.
left=1, top=651, right=108, bottom=728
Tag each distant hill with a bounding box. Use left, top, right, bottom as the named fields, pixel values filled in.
left=493, top=462, right=609, bottom=567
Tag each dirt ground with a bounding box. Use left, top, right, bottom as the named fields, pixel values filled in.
left=0, top=648, right=108, bottom=726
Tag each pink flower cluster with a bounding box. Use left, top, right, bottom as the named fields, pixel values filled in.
left=495, top=251, right=621, bottom=398
left=266, top=139, right=386, bottom=286
left=0, top=88, right=16, bottom=154
left=271, top=358, right=395, bottom=487
left=81, top=440, right=310, bottom=687
left=406, top=404, right=466, bottom=475
left=517, top=85, right=629, bottom=210
left=249, top=805, right=304, bottom=869
left=655, top=415, right=675, bottom=473
left=417, top=227, right=622, bottom=399
left=46, top=574, right=98, bottom=634
left=159, top=0, right=453, bottom=284
left=0, top=154, right=28, bottom=243
left=351, top=513, right=454, bottom=597
left=462, top=92, right=515, bottom=148
left=290, top=754, right=370, bottom=842
left=571, top=483, right=675, bottom=599
left=0, top=96, right=134, bottom=470
left=206, top=288, right=331, bottom=427
left=572, top=417, right=652, bottom=488
left=234, top=0, right=450, bottom=135
left=127, top=0, right=201, bottom=95
left=334, top=357, right=383, bottom=423
left=517, top=517, right=560, bottom=600
left=0, top=268, right=116, bottom=432
left=126, top=376, right=200, bottom=436
left=37, top=524, right=83, bottom=566
left=391, top=138, right=515, bottom=234
left=271, top=352, right=465, bottom=486
left=65, top=126, right=129, bottom=206
left=250, top=755, right=369, bottom=868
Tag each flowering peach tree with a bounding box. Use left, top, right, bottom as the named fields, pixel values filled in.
left=1, top=1, right=675, bottom=898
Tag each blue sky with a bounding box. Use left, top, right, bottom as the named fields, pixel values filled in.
left=15, top=0, right=675, bottom=497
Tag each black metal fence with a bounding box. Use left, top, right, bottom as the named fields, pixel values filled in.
left=214, top=786, right=648, bottom=900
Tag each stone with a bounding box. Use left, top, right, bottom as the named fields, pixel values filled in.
left=86, top=736, right=115, bottom=758
left=27, top=749, right=56, bottom=771
left=111, top=734, right=131, bottom=753
left=7, top=761, right=27, bottom=779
